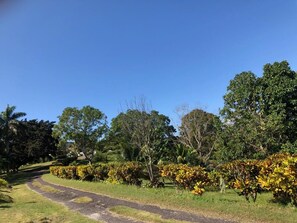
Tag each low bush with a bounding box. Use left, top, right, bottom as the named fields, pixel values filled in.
left=93, top=164, right=109, bottom=181
left=160, top=164, right=208, bottom=195
left=220, top=160, right=261, bottom=202
left=107, top=162, right=142, bottom=186
left=49, top=153, right=297, bottom=202
left=50, top=166, right=77, bottom=179
left=76, top=165, right=94, bottom=181
left=0, top=178, right=12, bottom=203
left=50, top=162, right=142, bottom=186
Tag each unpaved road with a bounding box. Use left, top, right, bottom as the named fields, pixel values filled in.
left=27, top=177, right=236, bottom=223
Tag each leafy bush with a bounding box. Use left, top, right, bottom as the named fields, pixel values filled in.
left=93, top=164, right=109, bottom=181
left=49, top=166, right=60, bottom=177
left=220, top=160, right=261, bottom=202
left=50, top=166, right=77, bottom=179
left=205, top=170, right=222, bottom=191
left=76, top=165, right=94, bottom=181
left=107, top=162, right=142, bottom=186
left=50, top=162, right=142, bottom=186
left=0, top=178, right=12, bottom=203
left=160, top=164, right=208, bottom=195
left=258, top=153, right=297, bottom=205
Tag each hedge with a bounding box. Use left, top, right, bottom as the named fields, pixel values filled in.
left=50, top=153, right=297, bottom=204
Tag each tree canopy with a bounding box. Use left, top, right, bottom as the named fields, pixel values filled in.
left=216, top=61, right=297, bottom=162
left=52, top=106, right=108, bottom=162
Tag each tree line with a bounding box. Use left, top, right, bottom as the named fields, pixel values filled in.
left=1, top=60, right=296, bottom=174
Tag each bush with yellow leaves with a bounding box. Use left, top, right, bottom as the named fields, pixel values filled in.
left=258, top=153, right=297, bottom=206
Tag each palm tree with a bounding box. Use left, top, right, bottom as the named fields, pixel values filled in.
left=0, top=105, right=26, bottom=172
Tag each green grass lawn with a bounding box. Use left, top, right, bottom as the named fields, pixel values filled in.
left=0, top=163, right=98, bottom=223
left=43, top=174, right=297, bottom=223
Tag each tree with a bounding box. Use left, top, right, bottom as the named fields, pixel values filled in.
left=107, top=112, right=141, bottom=161
left=217, top=71, right=268, bottom=161
left=109, top=108, right=176, bottom=185
left=261, top=61, right=297, bottom=145
left=0, top=105, right=26, bottom=172
left=52, top=106, right=107, bottom=162
left=217, top=61, right=297, bottom=162
left=178, top=108, right=218, bottom=166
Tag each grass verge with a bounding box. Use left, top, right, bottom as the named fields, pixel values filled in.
left=32, top=180, right=63, bottom=193
left=109, top=205, right=191, bottom=223
left=72, top=196, right=93, bottom=203
left=43, top=174, right=297, bottom=223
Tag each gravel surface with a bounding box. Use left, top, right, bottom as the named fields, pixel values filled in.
left=27, top=176, right=236, bottom=223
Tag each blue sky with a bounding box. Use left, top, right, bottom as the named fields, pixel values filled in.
left=1, top=0, right=297, bottom=125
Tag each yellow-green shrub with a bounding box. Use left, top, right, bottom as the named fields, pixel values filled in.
left=160, top=164, right=208, bottom=195
left=220, top=160, right=261, bottom=202
left=49, top=166, right=60, bottom=176
left=0, top=178, right=12, bottom=203
left=49, top=166, right=77, bottom=179
left=258, top=153, right=297, bottom=205
left=76, top=165, right=94, bottom=181
left=107, top=162, right=142, bottom=186
left=93, top=164, right=109, bottom=181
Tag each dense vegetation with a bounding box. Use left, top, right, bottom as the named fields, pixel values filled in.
left=1, top=60, right=297, bottom=208
left=0, top=106, right=57, bottom=173
left=50, top=153, right=297, bottom=205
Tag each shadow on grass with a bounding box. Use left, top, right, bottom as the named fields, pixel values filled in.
left=4, top=163, right=51, bottom=186
left=0, top=204, right=12, bottom=209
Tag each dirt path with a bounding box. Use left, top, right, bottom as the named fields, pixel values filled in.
left=27, top=176, right=235, bottom=223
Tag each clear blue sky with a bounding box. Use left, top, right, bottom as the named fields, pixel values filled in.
left=1, top=0, right=297, bottom=124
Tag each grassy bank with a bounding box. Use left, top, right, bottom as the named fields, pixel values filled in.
left=0, top=164, right=97, bottom=223
left=43, top=174, right=297, bottom=223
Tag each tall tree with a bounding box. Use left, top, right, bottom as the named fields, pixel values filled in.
left=110, top=108, right=176, bottom=185
left=261, top=61, right=297, bottom=146
left=52, top=106, right=108, bottom=162
left=217, top=61, right=297, bottom=161
left=179, top=108, right=218, bottom=166
left=0, top=105, right=26, bottom=171
left=8, top=119, right=57, bottom=171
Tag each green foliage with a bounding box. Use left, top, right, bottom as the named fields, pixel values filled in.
left=0, top=105, right=26, bottom=172
left=217, top=61, right=297, bottom=162
left=50, top=162, right=143, bottom=186
left=52, top=106, right=108, bottom=162
left=50, top=166, right=77, bottom=180
left=160, top=164, right=208, bottom=195
left=107, top=109, right=176, bottom=185
left=179, top=109, right=218, bottom=166
left=107, top=162, right=142, bottom=186
left=76, top=165, right=94, bottom=181
left=220, top=160, right=261, bottom=202
left=0, top=177, right=12, bottom=203
left=258, top=153, right=297, bottom=206
left=93, top=163, right=109, bottom=181
left=0, top=105, right=57, bottom=172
